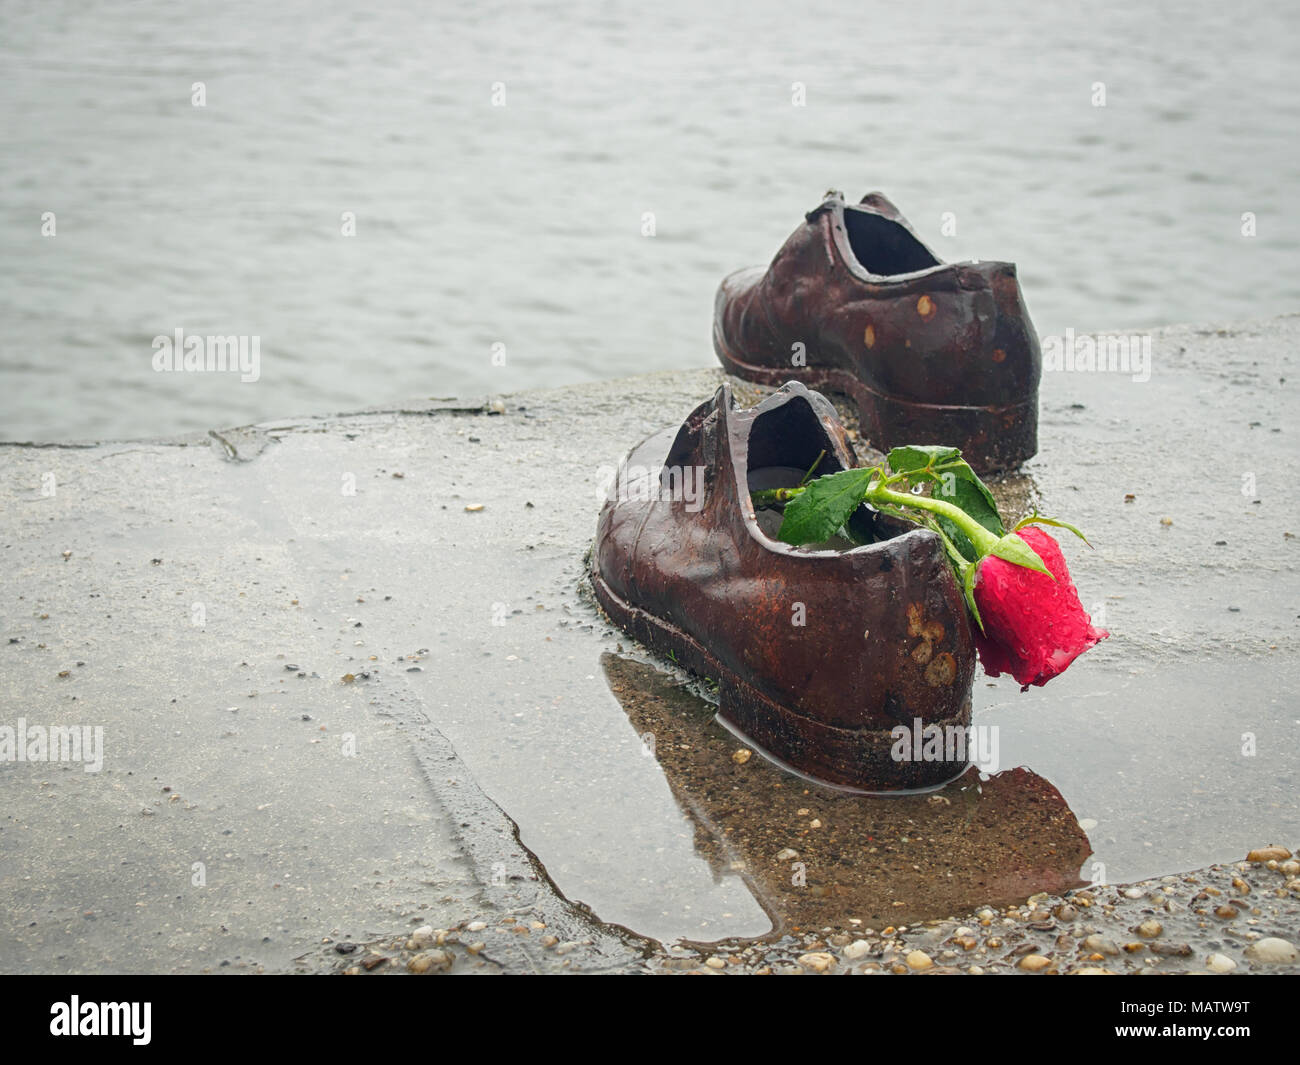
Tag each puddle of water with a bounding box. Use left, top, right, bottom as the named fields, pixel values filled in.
left=601, top=652, right=1091, bottom=940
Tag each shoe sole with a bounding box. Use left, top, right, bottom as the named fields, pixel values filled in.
left=713, top=324, right=1036, bottom=475
left=590, top=563, right=971, bottom=792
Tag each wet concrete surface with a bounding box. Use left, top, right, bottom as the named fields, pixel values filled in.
left=1, top=316, right=1297, bottom=972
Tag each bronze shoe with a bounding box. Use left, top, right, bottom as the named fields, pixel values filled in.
left=713, top=190, right=1041, bottom=473
left=590, top=381, right=975, bottom=791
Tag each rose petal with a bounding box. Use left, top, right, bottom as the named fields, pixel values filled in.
left=972, top=526, right=1108, bottom=689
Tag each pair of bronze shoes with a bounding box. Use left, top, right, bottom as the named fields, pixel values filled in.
left=592, top=191, right=1041, bottom=791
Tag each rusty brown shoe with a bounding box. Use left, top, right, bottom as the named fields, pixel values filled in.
left=713, top=190, right=1040, bottom=473
left=590, top=381, right=975, bottom=792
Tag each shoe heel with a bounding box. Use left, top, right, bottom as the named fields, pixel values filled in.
left=597, top=563, right=969, bottom=792
left=860, top=389, right=1038, bottom=475
left=716, top=322, right=1037, bottom=474
left=715, top=672, right=970, bottom=793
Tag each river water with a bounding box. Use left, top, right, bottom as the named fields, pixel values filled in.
left=1, top=0, right=1297, bottom=442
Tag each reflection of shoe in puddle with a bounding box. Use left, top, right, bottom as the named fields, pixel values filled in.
left=591, top=381, right=975, bottom=792
left=602, top=653, right=1092, bottom=941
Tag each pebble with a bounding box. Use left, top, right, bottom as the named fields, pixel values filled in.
left=732, top=748, right=752, bottom=765
left=466, top=920, right=487, bottom=932
left=704, top=956, right=727, bottom=970
left=1018, top=955, right=1051, bottom=972
left=798, top=952, right=837, bottom=973
left=1243, top=937, right=1298, bottom=963
left=406, top=926, right=434, bottom=950
left=1082, top=935, right=1119, bottom=956
left=1205, top=953, right=1237, bottom=973
left=407, top=949, right=453, bottom=974
left=1123, top=887, right=1144, bottom=899
left=1246, top=846, right=1292, bottom=863
left=775, top=848, right=798, bottom=861
left=843, top=940, right=872, bottom=961
left=905, top=950, right=933, bottom=971
left=1135, top=920, right=1163, bottom=938
left=1072, top=967, right=1115, bottom=975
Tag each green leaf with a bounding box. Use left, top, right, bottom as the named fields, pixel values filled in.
left=946, top=467, right=1004, bottom=534
left=962, top=559, right=985, bottom=634
left=921, top=515, right=972, bottom=573
left=1014, top=512, right=1092, bottom=547
left=988, top=532, right=1054, bottom=578
left=887, top=445, right=962, bottom=475
left=777, top=468, right=875, bottom=545
left=906, top=462, right=1003, bottom=563
left=934, top=518, right=976, bottom=562
left=934, top=473, right=1004, bottom=551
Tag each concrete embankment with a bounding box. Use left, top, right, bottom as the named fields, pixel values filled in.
left=1, top=316, right=1297, bottom=973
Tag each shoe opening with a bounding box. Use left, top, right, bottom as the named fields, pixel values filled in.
left=745, top=394, right=896, bottom=548
left=843, top=207, right=940, bottom=276
left=746, top=394, right=842, bottom=485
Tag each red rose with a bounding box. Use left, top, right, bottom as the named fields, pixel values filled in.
left=972, top=526, right=1108, bottom=689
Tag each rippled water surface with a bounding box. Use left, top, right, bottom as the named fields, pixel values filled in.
left=1, top=0, right=1297, bottom=441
